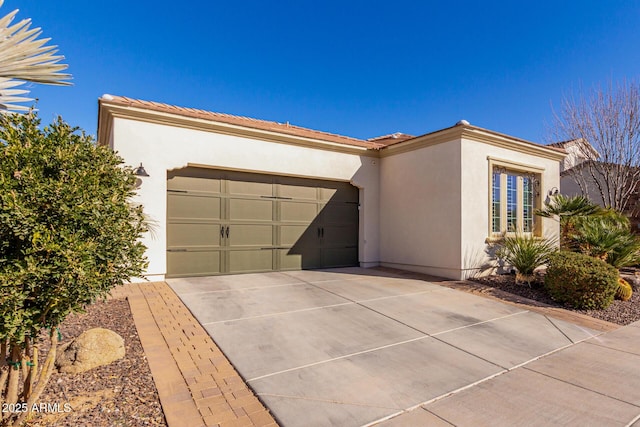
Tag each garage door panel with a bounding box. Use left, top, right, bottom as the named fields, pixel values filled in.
left=228, top=224, right=274, bottom=247
left=321, top=203, right=358, bottom=224
left=229, top=249, right=274, bottom=273
left=322, top=247, right=358, bottom=268
left=227, top=179, right=272, bottom=196
left=167, top=193, right=221, bottom=220
left=279, top=183, right=317, bottom=200
left=323, top=225, right=358, bottom=247
left=168, top=175, right=221, bottom=193
left=168, top=223, right=222, bottom=247
left=280, top=225, right=309, bottom=246
left=167, top=250, right=222, bottom=277
left=279, top=248, right=321, bottom=270
left=320, top=184, right=358, bottom=202
left=229, top=199, right=273, bottom=221
left=280, top=201, right=318, bottom=222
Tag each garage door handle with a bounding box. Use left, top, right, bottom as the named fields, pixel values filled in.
left=321, top=227, right=324, bottom=237
left=220, top=226, right=225, bottom=238
left=317, top=227, right=321, bottom=238
left=226, top=226, right=230, bottom=238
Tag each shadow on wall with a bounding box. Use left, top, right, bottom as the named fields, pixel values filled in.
left=463, top=244, right=502, bottom=279
left=165, top=167, right=359, bottom=277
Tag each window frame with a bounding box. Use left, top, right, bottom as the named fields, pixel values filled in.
left=487, top=157, right=544, bottom=238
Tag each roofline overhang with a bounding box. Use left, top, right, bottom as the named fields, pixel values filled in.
left=97, top=97, right=567, bottom=163
left=97, top=98, right=378, bottom=157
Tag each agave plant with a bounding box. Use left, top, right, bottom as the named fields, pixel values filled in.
left=495, top=233, right=558, bottom=286
left=0, top=0, right=71, bottom=112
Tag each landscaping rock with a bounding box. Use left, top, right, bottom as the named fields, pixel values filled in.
left=55, top=328, right=125, bottom=374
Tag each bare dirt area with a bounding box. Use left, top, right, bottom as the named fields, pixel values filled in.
left=24, top=298, right=167, bottom=427
left=471, top=272, right=640, bottom=326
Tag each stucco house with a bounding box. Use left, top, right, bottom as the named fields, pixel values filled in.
left=97, top=95, right=565, bottom=281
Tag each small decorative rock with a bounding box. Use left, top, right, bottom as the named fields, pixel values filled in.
left=55, top=328, right=125, bottom=374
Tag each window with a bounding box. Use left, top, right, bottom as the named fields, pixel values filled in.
left=491, top=165, right=540, bottom=235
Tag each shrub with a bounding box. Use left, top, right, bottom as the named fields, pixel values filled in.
left=544, top=251, right=618, bottom=309
left=615, top=278, right=633, bottom=301
left=495, top=233, right=557, bottom=285
left=0, top=112, right=147, bottom=425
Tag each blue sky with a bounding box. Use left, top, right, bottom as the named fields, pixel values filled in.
left=13, top=0, right=640, bottom=143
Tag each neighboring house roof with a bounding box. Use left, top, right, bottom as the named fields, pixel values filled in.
left=548, top=138, right=600, bottom=158
left=97, top=95, right=566, bottom=160
left=368, top=132, right=415, bottom=146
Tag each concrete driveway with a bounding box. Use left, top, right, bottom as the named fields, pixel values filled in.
left=167, top=268, right=604, bottom=426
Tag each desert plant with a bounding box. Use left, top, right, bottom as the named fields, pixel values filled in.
left=535, top=194, right=601, bottom=249
left=0, top=0, right=71, bottom=112
left=495, top=233, right=557, bottom=285
left=544, top=251, right=618, bottom=309
left=615, top=278, right=633, bottom=301
left=0, top=112, right=147, bottom=427
left=569, top=211, right=640, bottom=268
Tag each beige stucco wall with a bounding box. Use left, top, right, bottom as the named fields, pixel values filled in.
left=109, top=117, right=380, bottom=281
left=378, top=136, right=562, bottom=280
left=460, top=139, right=561, bottom=278
left=379, top=139, right=463, bottom=279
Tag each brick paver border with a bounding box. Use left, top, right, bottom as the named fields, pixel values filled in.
left=110, top=282, right=278, bottom=427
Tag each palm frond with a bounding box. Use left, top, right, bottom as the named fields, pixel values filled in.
left=0, top=0, right=71, bottom=112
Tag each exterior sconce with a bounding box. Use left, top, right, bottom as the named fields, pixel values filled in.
left=133, top=163, right=149, bottom=177
left=548, top=187, right=559, bottom=196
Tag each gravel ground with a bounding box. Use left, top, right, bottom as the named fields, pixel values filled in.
left=471, top=272, right=640, bottom=326
left=25, top=298, right=167, bottom=427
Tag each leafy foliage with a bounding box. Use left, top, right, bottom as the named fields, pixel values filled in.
left=535, top=194, right=601, bottom=249
left=536, top=194, right=640, bottom=268
left=0, top=112, right=147, bottom=341
left=0, top=111, right=147, bottom=425
left=568, top=210, right=640, bottom=268
left=544, top=251, right=618, bottom=309
left=536, top=194, right=601, bottom=221
left=495, top=233, right=557, bottom=282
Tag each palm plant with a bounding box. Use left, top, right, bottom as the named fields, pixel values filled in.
left=0, top=0, right=71, bottom=112
left=535, top=194, right=601, bottom=249
left=569, top=212, right=640, bottom=268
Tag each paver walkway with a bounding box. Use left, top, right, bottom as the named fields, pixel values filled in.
left=110, top=282, right=278, bottom=427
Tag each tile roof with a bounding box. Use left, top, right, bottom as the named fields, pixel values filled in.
left=100, top=95, right=385, bottom=150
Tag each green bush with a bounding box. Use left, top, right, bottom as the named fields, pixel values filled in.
left=0, top=111, right=148, bottom=422
left=568, top=212, right=640, bottom=268
left=544, top=251, right=619, bottom=309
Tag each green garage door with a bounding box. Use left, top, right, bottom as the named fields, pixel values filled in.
left=166, top=168, right=359, bottom=278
